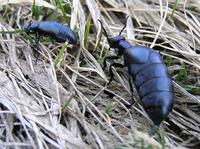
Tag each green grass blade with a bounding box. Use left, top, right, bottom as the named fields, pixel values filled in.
left=165, top=56, right=173, bottom=67
left=84, top=16, right=91, bottom=48
left=62, top=94, right=74, bottom=112
left=181, top=84, right=200, bottom=94
left=32, top=0, right=41, bottom=20
left=0, top=29, right=35, bottom=45
left=104, top=102, right=115, bottom=115
left=0, top=29, right=23, bottom=34
left=54, top=43, right=67, bottom=66
left=56, top=0, right=69, bottom=22
left=171, top=0, right=179, bottom=17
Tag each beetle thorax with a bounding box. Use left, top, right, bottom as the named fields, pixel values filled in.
left=26, top=22, right=40, bottom=33
left=108, top=36, right=125, bottom=48
left=108, top=36, right=132, bottom=56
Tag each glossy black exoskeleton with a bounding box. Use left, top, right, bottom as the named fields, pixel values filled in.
left=20, top=20, right=77, bottom=45
left=98, top=19, right=174, bottom=126
left=20, top=20, right=77, bottom=63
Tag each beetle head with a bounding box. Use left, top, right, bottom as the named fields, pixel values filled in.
left=19, top=19, right=29, bottom=32
left=19, top=19, right=37, bottom=33
left=98, top=18, right=128, bottom=50
left=108, top=36, right=125, bottom=49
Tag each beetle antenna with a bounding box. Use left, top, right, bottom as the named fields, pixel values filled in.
left=98, top=19, right=110, bottom=41
left=118, top=16, right=129, bottom=36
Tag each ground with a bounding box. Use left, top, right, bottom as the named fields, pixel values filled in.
left=0, top=0, right=200, bottom=148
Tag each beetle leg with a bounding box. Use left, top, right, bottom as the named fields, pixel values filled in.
left=34, top=48, right=40, bottom=64
left=34, top=33, right=40, bottom=44
left=103, top=55, right=120, bottom=69
left=33, top=34, right=41, bottom=64
left=127, top=73, right=134, bottom=94
left=108, top=62, right=124, bottom=85
left=126, top=74, right=136, bottom=108
left=108, top=65, right=136, bottom=108
left=106, top=62, right=135, bottom=108
left=103, top=62, right=124, bottom=99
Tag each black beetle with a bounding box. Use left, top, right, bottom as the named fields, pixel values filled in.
left=98, top=20, right=174, bottom=126
left=20, top=20, right=77, bottom=45
left=19, top=20, right=77, bottom=63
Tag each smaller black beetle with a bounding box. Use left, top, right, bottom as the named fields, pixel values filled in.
left=19, top=20, right=77, bottom=63
left=20, top=20, right=77, bottom=45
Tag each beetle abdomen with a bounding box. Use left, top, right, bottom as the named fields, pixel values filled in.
left=126, top=46, right=174, bottom=125
left=28, top=21, right=77, bottom=44
left=142, top=91, right=173, bottom=125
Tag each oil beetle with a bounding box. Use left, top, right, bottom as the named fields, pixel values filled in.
left=98, top=19, right=174, bottom=126
left=20, top=20, right=77, bottom=63
left=20, top=20, right=77, bottom=45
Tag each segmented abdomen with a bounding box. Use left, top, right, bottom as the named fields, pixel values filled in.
left=126, top=47, right=174, bottom=125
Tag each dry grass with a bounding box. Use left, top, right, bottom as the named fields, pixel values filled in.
left=0, top=0, right=200, bottom=148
